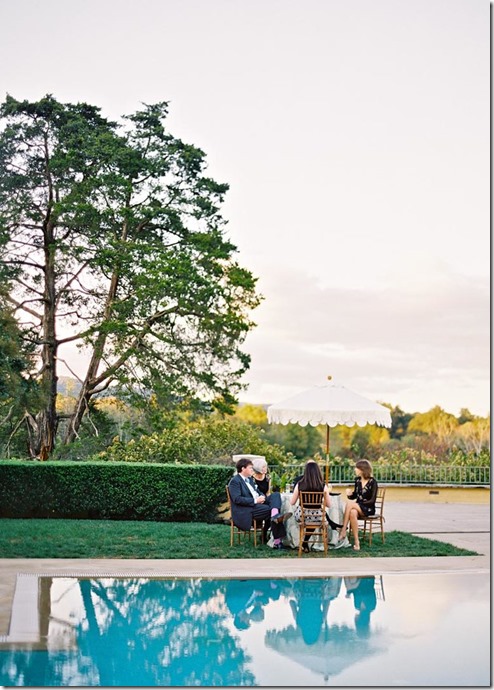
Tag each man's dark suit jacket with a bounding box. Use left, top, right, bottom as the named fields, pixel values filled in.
left=228, top=473, right=266, bottom=531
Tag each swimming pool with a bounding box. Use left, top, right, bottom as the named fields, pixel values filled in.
left=0, top=573, right=489, bottom=686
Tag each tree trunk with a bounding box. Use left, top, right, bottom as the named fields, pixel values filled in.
left=63, top=222, right=126, bottom=445
left=34, top=294, right=58, bottom=459
left=63, top=291, right=115, bottom=444
left=63, top=371, right=98, bottom=445
left=26, top=408, right=57, bottom=460
left=30, top=138, right=59, bottom=459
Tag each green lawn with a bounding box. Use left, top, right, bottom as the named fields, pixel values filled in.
left=0, top=519, right=478, bottom=559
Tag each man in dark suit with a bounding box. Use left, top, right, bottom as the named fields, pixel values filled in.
left=228, top=457, right=291, bottom=549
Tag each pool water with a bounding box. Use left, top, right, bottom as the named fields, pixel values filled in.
left=0, top=573, right=489, bottom=686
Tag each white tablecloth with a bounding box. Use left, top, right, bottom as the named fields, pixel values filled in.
left=268, top=492, right=346, bottom=550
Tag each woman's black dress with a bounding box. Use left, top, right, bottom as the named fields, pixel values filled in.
left=347, top=476, right=378, bottom=516
left=254, top=475, right=270, bottom=495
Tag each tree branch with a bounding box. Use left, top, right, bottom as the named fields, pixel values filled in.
left=7, top=295, right=43, bottom=321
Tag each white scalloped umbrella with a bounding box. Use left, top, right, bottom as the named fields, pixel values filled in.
left=267, top=377, right=391, bottom=481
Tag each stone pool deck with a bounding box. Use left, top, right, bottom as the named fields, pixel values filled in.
left=0, top=501, right=489, bottom=636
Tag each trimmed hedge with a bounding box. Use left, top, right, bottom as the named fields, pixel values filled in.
left=0, top=461, right=234, bottom=522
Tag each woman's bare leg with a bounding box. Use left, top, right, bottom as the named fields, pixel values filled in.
left=340, top=501, right=366, bottom=540
left=349, top=507, right=360, bottom=548
left=339, top=500, right=359, bottom=539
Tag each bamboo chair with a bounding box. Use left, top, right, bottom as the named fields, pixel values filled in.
left=225, top=486, right=264, bottom=547
left=358, top=486, right=386, bottom=545
left=298, top=490, right=328, bottom=556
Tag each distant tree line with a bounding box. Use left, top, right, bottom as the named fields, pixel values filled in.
left=234, top=402, right=490, bottom=465
left=0, top=373, right=489, bottom=466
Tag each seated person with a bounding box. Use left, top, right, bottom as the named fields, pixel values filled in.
left=344, top=576, right=377, bottom=637
left=292, top=466, right=343, bottom=532
left=289, top=578, right=341, bottom=645
left=252, top=457, right=272, bottom=495
left=289, top=460, right=331, bottom=552
left=228, top=457, right=292, bottom=550
left=225, top=580, right=267, bottom=630
left=253, top=457, right=287, bottom=501
left=338, top=459, right=378, bottom=551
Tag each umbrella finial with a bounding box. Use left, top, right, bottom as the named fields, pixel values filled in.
left=327, top=375, right=332, bottom=381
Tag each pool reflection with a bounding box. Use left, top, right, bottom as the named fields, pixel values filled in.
left=0, top=573, right=489, bottom=687
left=264, top=577, right=385, bottom=681
left=1, top=578, right=257, bottom=687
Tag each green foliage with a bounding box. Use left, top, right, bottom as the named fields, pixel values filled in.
left=0, top=300, right=42, bottom=456
left=263, top=422, right=323, bottom=460
left=0, top=461, right=233, bottom=522
left=372, top=446, right=490, bottom=467
left=54, top=401, right=124, bottom=460
left=233, top=404, right=326, bottom=460
left=408, top=405, right=458, bottom=437
left=447, top=447, right=490, bottom=466
left=268, top=469, right=291, bottom=492
left=0, top=305, right=34, bottom=402
left=0, top=94, right=261, bottom=455
left=326, top=452, right=491, bottom=484
left=260, top=405, right=490, bottom=464
left=99, top=415, right=292, bottom=467
left=458, top=408, right=475, bottom=424
left=384, top=404, right=413, bottom=439
left=282, top=452, right=490, bottom=485
left=350, top=428, right=371, bottom=456
left=234, top=403, right=268, bottom=426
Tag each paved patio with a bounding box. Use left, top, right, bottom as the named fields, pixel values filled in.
left=0, top=501, right=489, bottom=636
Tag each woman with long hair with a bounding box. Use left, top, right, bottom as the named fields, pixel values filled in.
left=338, top=459, right=378, bottom=551
left=290, top=460, right=331, bottom=552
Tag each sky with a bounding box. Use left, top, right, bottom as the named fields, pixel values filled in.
left=0, top=0, right=490, bottom=416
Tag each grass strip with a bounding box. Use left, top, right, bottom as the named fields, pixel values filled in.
left=0, top=519, right=479, bottom=559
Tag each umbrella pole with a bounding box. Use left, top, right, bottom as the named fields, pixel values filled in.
left=325, top=425, right=330, bottom=484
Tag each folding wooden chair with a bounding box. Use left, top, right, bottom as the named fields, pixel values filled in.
left=225, top=486, right=264, bottom=546
left=358, top=486, right=386, bottom=545
left=298, top=490, right=328, bottom=556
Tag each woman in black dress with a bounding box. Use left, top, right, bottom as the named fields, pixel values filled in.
left=252, top=458, right=271, bottom=495
left=338, top=459, right=378, bottom=551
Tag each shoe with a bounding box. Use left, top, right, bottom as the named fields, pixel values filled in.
left=353, top=544, right=361, bottom=551
left=272, top=511, right=293, bottom=524
left=273, top=542, right=288, bottom=550
left=333, top=537, right=349, bottom=550
left=301, top=543, right=310, bottom=553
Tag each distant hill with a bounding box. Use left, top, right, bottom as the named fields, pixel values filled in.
left=56, top=380, right=270, bottom=407
left=56, top=376, right=122, bottom=399
left=57, top=376, right=82, bottom=397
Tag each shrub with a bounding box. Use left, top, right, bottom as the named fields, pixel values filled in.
left=0, top=461, right=234, bottom=522
left=98, top=416, right=292, bottom=468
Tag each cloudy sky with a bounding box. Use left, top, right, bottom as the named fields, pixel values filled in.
left=0, top=0, right=489, bottom=415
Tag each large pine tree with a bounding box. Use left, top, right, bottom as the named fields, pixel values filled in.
left=0, top=95, right=260, bottom=458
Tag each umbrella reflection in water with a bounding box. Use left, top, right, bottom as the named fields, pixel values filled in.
left=265, top=576, right=386, bottom=682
